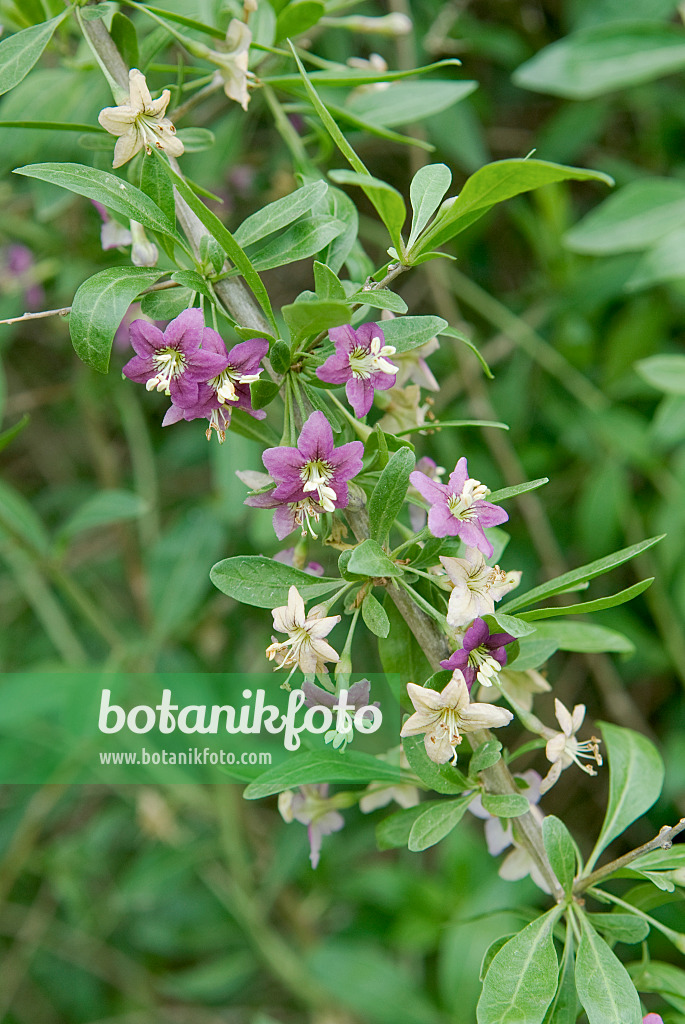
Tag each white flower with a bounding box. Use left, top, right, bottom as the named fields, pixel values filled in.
left=359, top=746, right=421, bottom=813
left=215, top=19, right=253, bottom=111
left=539, top=699, right=603, bottom=794
left=266, top=585, right=340, bottom=677
left=400, top=671, right=514, bottom=765
left=440, top=548, right=521, bottom=629
left=98, top=69, right=184, bottom=168
left=278, top=784, right=345, bottom=868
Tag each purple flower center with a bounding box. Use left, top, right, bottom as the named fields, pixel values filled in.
left=447, top=477, right=490, bottom=521
left=146, top=346, right=186, bottom=394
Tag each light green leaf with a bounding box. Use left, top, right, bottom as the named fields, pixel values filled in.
left=532, top=620, right=634, bottom=654
left=329, top=169, right=406, bottom=252
left=346, top=80, right=477, bottom=128
left=175, top=127, right=215, bottom=152
left=408, top=794, right=473, bottom=851
left=57, top=490, right=148, bottom=542
left=361, top=593, right=390, bottom=638
left=368, top=447, right=416, bottom=545
left=313, top=260, right=346, bottom=300
left=70, top=267, right=162, bottom=373
left=575, top=917, right=641, bottom=1024
left=350, top=288, right=407, bottom=314
left=210, top=555, right=342, bottom=608
left=508, top=634, right=560, bottom=672
left=627, top=227, right=685, bottom=290
left=415, top=159, right=612, bottom=256
left=513, top=21, right=685, bottom=100
left=487, top=612, right=536, bottom=638
left=14, top=162, right=179, bottom=241
left=587, top=722, right=664, bottom=870
left=565, top=179, right=685, bottom=254
left=250, top=216, right=345, bottom=271
left=438, top=324, right=494, bottom=378
left=636, top=354, right=685, bottom=394
left=488, top=477, right=548, bottom=502
left=0, top=479, right=49, bottom=554
left=481, top=793, right=531, bottom=818
left=588, top=914, right=650, bottom=944
left=542, top=816, right=577, bottom=893
left=0, top=14, right=68, bottom=97
left=380, top=315, right=448, bottom=353
left=409, top=163, right=452, bottom=249
left=347, top=539, right=404, bottom=579
left=469, top=740, right=502, bottom=774
left=234, top=181, right=328, bottom=247
left=401, top=731, right=470, bottom=793
left=543, top=930, right=577, bottom=1024
left=0, top=414, right=29, bottom=454
left=282, top=298, right=351, bottom=342
left=502, top=536, right=664, bottom=613
left=376, top=801, right=442, bottom=851
left=275, top=0, right=324, bottom=40
left=244, top=749, right=402, bottom=799
left=518, top=579, right=654, bottom=621
left=477, top=909, right=562, bottom=1024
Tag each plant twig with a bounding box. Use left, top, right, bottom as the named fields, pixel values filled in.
left=574, top=817, right=685, bottom=894
left=0, top=307, right=70, bottom=326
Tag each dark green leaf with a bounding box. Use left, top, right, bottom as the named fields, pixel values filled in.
left=542, top=816, right=577, bottom=893
left=469, top=740, right=502, bottom=774
left=282, top=298, right=351, bottom=342
left=368, top=447, right=416, bottom=545
left=275, top=0, right=324, bottom=40
left=380, top=315, right=448, bottom=353
left=328, top=169, right=406, bottom=252
left=210, top=555, right=341, bottom=608
left=376, top=801, right=442, bottom=851
left=488, top=478, right=548, bottom=502
left=518, top=578, right=654, bottom=621
left=361, top=593, right=390, bottom=638
left=234, top=181, right=329, bottom=247
left=140, top=152, right=176, bottom=226
left=402, top=732, right=470, bottom=794
left=250, top=216, right=345, bottom=271
left=244, top=749, right=402, bottom=799
left=347, top=539, right=404, bottom=578
left=250, top=380, right=280, bottom=410
left=588, top=914, right=650, bottom=944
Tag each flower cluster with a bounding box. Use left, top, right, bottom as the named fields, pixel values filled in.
left=122, top=309, right=268, bottom=443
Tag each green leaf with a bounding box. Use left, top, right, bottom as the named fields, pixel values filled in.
left=175, top=127, right=215, bottom=152
left=376, top=801, right=442, bottom=851
left=408, top=794, right=473, bottom=851
left=110, top=12, right=139, bottom=69
left=469, top=740, right=502, bottom=774
left=575, top=917, right=641, bottom=1024
left=518, top=578, right=654, bottom=621
left=170, top=270, right=213, bottom=302
left=438, top=324, right=494, bottom=378
left=328, top=169, right=406, bottom=252
left=346, top=80, right=477, bottom=129
left=636, top=354, right=685, bottom=395
left=408, top=163, right=452, bottom=249
left=250, top=216, right=345, bottom=272
left=243, top=749, right=402, bottom=798
left=415, top=159, right=613, bottom=256
left=480, top=936, right=515, bottom=982
left=401, top=731, right=470, bottom=794
left=350, top=288, right=407, bottom=314
left=481, top=793, right=531, bottom=818
left=476, top=909, right=562, bottom=1024
left=229, top=409, right=280, bottom=446
left=487, top=612, right=537, bottom=638
left=361, top=593, right=390, bottom=638
left=159, top=158, right=277, bottom=331
left=532, top=620, right=634, bottom=654
left=508, top=634, right=560, bottom=672
left=275, top=0, right=324, bottom=40
left=587, top=722, right=664, bottom=869
left=488, top=478, right=548, bottom=502
left=313, top=260, right=346, bottom=301
left=0, top=13, right=67, bottom=97
left=368, top=447, right=415, bottom=545
left=565, top=179, right=685, bottom=255
left=269, top=340, right=291, bottom=375
left=140, top=153, right=176, bottom=227
left=380, top=315, right=448, bottom=353
left=70, top=267, right=162, bottom=373
left=234, top=182, right=329, bottom=247
left=588, top=914, right=650, bottom=944
left=378, top=597, right=432, bottom=687
left=0, top=479, right=49, bottom=554
left=544, top=931, right=577, bottom=1024
left=140, top=287, right=191, bottom=321
left=57, top=490, right=147, bottom=542
left=0, top=414, right=29, bottom=453
left=14, top=162, right=179, bottom=241
left=347, top=539, right=404, bottom=578
left=250, top=380, right=280, bottom=410
left=282, top=298, right=351, bottom=342
left=628, top=960, right=685, bottom=1011
left=513, top=21, right=685, bottom=100
left=502, top=536, right=664, bottom=614
left=209, top=555, right=342, bottom=608
left=542, top=817, right=576, bottom=893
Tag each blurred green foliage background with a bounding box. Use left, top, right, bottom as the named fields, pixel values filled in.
left=0, top=0, right=684, bottom=1020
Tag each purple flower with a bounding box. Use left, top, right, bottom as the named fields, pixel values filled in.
left=163, top=332, right=268, bottom=442
left=246, top=411, right=363, bottom=539
left=440, top=617, right=515, bottom=690
left=5, top=245, right=44, bottom=309
left=123, top=308, right=227, bottom=407
left=409, top=456, right=507, bottom=557
left=278, top=784, right=345, bottom=868
left=316, top=322, right=398, bottom=417
left=92, top=200, right=132, bottom=251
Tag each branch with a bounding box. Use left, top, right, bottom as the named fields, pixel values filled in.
left=0, top=307, right=70, bottom=326
left=574, top=817, right=685, bottom=895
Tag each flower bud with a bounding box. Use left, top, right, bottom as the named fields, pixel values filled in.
left=130, top=221, right=159, bottom=267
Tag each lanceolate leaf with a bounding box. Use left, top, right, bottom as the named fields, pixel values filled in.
left=210, top=555, right=342, bottom=608
left=586, top=722, right=664, bottom=871
left=14, top=162, right=180, bottom=241
left=380, top=315, right=448, bottom=353
left=0, top=13, right=68, bottom=97
left=408, top=163, right=452, bottom=248
left=476, top=908, right=562, bottom=1024
left=368, top=447, right=416, bottom=545
left=414, top=159, right=613, bottom=256
left=329, top=169, right=406, bottom=252
left=249, top=216, right=345, bottom=271
left=244, top=749, right=402, bottom=798
left=542, top=816, right=577, bottom=893
left=502, top=536, right=664, bottom=613
left=70, top=267, right=163, bottom=373
left=234, top=181, right=328, bottom=247
left=376, top=801, right=442, bottom=851
left=518, top=578, right=654, bottom=621
left=575, top=917, right=642, bottom=1024
left=408, top=794, right=473, bottom=852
